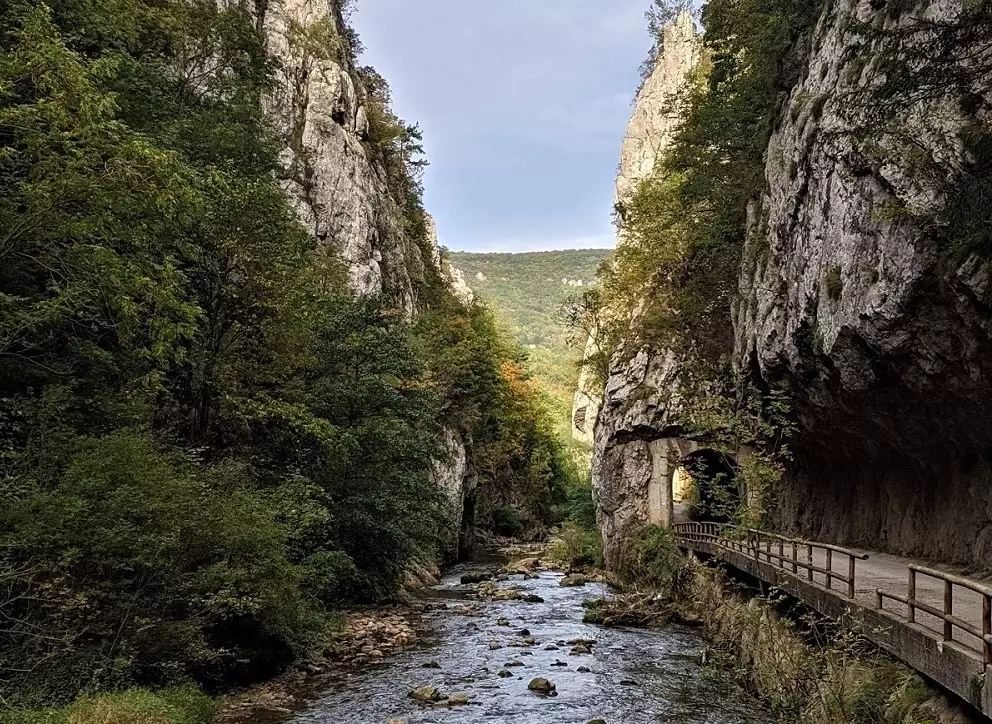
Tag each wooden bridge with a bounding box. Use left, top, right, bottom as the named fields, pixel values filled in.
left=673, top=522, right=992, bottom=719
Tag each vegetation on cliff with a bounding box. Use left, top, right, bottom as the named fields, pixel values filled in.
left=0, top=0, right=572, bottom=713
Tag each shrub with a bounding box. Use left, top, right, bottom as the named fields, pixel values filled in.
left=491, top=506, right=525, bottom=538
left=615, top=525, right=690, bottom=594
left=0, top=432, right=320, bottom=702
left=549, top=522, right=604, bottom=570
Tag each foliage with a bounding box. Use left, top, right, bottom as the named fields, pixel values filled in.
left=416, top=299, right=576, bottom=537
left=0, top=686, right=216, bottom=724
left=683, top=568, right=943, bottom=723
left=615, top=525, right=691, bottom=594
left=0, top=0, right=568, bottom=710
left=602, top=0, right=819, bottom=368
left=548, top=522, right=603, bottom=571
left=448, top=250, right=611, bottom=442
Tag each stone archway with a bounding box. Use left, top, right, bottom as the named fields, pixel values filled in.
left=643, top=438, right=741, bottom=527
left=678, top=448, right=739, bottom=523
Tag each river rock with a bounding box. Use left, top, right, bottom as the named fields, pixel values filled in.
left=528, top=677, right=556, bottom=694
left=422, top=660, right=441, bottom=669
left=551, top=659, right=568, bottom=667
left=577, top=666, right=592, bottom=673
left=560, top=574, right=587, bottom=587
left=489, top=641, right=503, bottom=650
left=447, top=693, right=471, bottom=706
left=588, top=720, right=607, bottom=724
left=461, top=571, right=493, bottom=584
left=409, top=686, right=443, bottom=703
left=498, top=669, right=513, bottom=678
left=571, top=644, right=591, bottom=654
left=505, top=660, right=524, bottom=667
left=523, top=594, right=545, bottom=603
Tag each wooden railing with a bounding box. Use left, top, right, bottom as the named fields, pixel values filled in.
left=876, top=564, right=992, bottom=665
left=673, top=523, right=868, bottom=599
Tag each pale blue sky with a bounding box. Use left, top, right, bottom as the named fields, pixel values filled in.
left=352, top=1, right=654, bottom=252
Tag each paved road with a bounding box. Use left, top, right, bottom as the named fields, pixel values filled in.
left=812, top=546, right=987, bottom=652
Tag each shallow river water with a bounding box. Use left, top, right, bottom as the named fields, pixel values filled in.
left=287, top=562, right=766, bottom=724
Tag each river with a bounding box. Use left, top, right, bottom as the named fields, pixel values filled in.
left=283, top=560, right=766, bottom=724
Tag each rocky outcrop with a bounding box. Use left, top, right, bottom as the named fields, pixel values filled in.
left=431, top=427, right=478, bottom=561
left=590, top=15, right=701, bottom=567
left=571, top=335, right=603, bottom=445
left=259, top=0, right=477, bottom=561
left=260, top=0, right=426, bottom=313
left=736, top=0, right=992, bottom=567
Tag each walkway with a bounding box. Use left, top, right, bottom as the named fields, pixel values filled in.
left=673, top=522, right=992, bottom=719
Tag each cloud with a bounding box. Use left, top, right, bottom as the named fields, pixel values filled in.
left=352, top=1, right=652, bottom=253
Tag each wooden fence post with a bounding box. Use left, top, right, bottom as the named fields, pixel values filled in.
left=908, top=568, right=916, bottom=623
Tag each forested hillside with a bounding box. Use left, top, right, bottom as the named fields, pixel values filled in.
left=0, top=0, right=576, bottom=718
left=449, top=249, right=611, bottom=437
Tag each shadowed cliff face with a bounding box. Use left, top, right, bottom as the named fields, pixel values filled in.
left=736, top=0, right=992, bottom=567
left=592, top=0, right=992, bottom=570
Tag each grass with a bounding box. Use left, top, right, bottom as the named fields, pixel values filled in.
left=0, top=687, right=217, bottom=724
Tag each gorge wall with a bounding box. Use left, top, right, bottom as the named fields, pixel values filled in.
left=592, top=1, right=992, bottom=570
left=260, top=0, right=476, bottom=561
left=591, top=14, right=701, bottom=568
left=737, top=0, right=992, bottom=567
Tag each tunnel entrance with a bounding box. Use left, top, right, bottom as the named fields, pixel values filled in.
left=677, top=449, right=739, bottom=523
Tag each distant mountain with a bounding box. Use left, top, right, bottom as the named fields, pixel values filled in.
left=448, top=249, right=612, bottom=440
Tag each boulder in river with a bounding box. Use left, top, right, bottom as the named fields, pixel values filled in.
left=527, top=678, right=557, bottom=694
left=409, top=686, right=443, bottom=703
left=460, top=571, right=493, bottom=584
left=560, top=574, right=587, bottom=587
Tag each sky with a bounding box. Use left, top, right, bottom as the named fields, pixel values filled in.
left=351, top=1, right=654, bottom=253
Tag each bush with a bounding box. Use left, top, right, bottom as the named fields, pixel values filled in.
left=0, top=686, right=216, bottom=724
left=491, top=506, right=525, bottom=538
left=549, top=522, right=603, bottom=570
left=0, top=431, right=320, bottom=702
left=615, top=525, right=690, bottom=593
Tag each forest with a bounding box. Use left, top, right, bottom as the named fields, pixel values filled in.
left=0, top=0, right=577, bottom=718
left=448, top=249, right=610, bottom=440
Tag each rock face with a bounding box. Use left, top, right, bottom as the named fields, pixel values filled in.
left=431, top=427, right=478, bottom=561
left=614, top=13, right=701, bottom=208
left=258, top=0, right=476, bottom=561
left=589, top=16, right=701, bottom=568
left=736, top=0, right=992, bottom=567
left=594, top=0, right=992, bottom=569
left=260, top=0, right=426, bottom=314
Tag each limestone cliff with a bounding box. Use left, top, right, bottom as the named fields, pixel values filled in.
left=260, top=0, right=427, bottom=313
left=593, top=0, right=992, bottom=571
left=736, top=0, right=992, bottom=567
left=590, top=15, right=701, bottom=568
left=259, top=0, right=476, bottom=562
